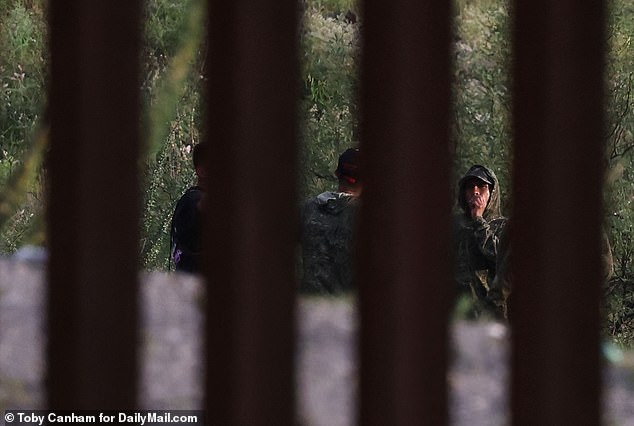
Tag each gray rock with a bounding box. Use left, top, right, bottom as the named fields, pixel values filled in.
left=0, top=259, right=46, bottom=410
left=12, top=246, right=48, bottom=265
left=0, top=261, right=632, bottom=425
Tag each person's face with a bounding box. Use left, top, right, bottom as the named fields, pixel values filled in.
left=464, top=177, right=490, bottom=216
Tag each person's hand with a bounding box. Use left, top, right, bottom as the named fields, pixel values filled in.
left=468, top=194, right=487, bottom=218
left=463, top=177, right=490, bottom=218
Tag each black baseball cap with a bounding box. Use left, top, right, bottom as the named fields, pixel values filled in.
left=335, top=147, right=360, bottom=184
left=460, top=165, right=495, bottom=188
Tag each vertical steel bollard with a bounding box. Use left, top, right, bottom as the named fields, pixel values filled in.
left=204, top=0, right=299, bottom=424
left=47, top=0, right=142, bottom=409
left=511, top=0, right=606, bottom=423
left=358, top=1, right=454, bottom=424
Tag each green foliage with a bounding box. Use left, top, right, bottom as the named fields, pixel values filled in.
left=299, top=5, right=360, bottom=199
left=142, top=0, right=205, bottom=159
left=140, top=125, right=198, bottom=270
left=452, top=0, right=512, bottom=213
left=604, top=0, right=634, bottom=346
left=0, top=0, right=47, bottom=253
left=0, top=127, right=47, bottom=253
left=144, top=0, right=191, bottom=61
left=0, top=0, right=46, bottom=166
left=303, top=0, right=358, bottom=16
left=139, top=0, right=205, bottom=270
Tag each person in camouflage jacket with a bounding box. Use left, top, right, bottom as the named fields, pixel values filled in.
left=299, top=148, right=361, bottom=294
left=453, top=164, right=507, bottom=316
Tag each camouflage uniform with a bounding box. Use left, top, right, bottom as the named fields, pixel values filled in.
left=299, top=191, right=359, bottom=294
left=487, top=223, right=511, bottom=318
left=453, top=165, right=507, bottom=316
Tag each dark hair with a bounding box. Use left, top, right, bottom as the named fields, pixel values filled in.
left=192, top=144, right=207, bottom=169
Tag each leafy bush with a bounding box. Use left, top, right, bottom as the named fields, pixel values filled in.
left=301, top=0, right=358, bottom=16
left=603, top=0, right=634, bottom=346
left=0, top=1, right=46, bottom=160
left=452, top=0, right=512, bottom=212
left=139, top=0, right=205, bottom=270
left=298, top=5, right=360, bottom=199
left=0, top=0, right=47, bottom=252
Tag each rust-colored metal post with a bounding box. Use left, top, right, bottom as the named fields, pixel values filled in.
left=358, top=1, right=454, bottom=424
left=511, top=0, right=606, bottom=423
left=47, top=0, right=142, bottom=409
left=204, top=0, right=298, bottom=424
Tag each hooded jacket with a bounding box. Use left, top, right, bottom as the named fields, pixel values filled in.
left=453, top=165, right=507, bottom=307
left=457, top=165, right=502, bottom=221
left=300, top=191, right=359, bottom=294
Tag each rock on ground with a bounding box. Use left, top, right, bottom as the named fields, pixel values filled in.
left=1, top=259, right=633, bottom=425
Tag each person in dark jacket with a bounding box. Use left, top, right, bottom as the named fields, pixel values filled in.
left=170, top=143, right=208, bottom=273
left=300, top=147, right=361, bottom=294
left=453, top=164, right=507, bottom=316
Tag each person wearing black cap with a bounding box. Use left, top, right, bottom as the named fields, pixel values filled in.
left=299, top=147, right=361, bottom=294
left=453, top=164, right=507, bottom=317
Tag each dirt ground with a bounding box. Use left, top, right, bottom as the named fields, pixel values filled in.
left=1, top=258, right=633, bottom=425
